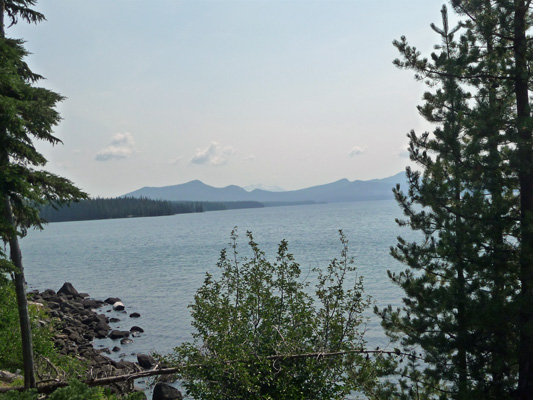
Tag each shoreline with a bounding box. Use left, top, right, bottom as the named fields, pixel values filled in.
left=27, top=282, right=173, bottom=398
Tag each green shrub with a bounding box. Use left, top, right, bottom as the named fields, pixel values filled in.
left=0, top=275, right=22, bottom=371
left=0, top=380, right=146, bottom=399
left=0, top=275, right=84, bottom=379
left=168, top=229, right=378, bottom=399
left=0, top=390, right=38, bottom=400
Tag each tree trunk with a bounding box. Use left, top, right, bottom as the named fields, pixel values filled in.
left=514, top=2, right=533, bottom=399
left=0, top=1, right=5, bottom=39
left=3, top=195, right=36, bottom=389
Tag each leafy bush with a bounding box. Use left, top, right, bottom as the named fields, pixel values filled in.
left=168, top=229, right=378, bottom=399
left=0, top=390, right=37, bottom=400
left=47, top=380, right=145, bottom=400
left=0, top=275, right=84, bottom=379
left=0, top=275, right=19, bottom=371
left=0, top=380, right=146, bottom=400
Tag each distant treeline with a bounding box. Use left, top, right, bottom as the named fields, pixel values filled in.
left=39, top=197, right=264, bottom=223
left=202, top=201, right=264, bottom=211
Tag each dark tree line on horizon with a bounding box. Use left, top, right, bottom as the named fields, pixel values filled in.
left=39, top=197, right=264, bottom=223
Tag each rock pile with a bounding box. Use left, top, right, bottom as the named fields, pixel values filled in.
left=28, top=282, right=183, bottom=400
left=29, top=283, right=139, bottom=377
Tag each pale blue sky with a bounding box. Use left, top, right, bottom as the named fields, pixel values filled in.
left=10, top=1, right=447, bottom=197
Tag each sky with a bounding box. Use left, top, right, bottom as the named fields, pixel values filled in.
left=9, top=0, right=448, bottom=197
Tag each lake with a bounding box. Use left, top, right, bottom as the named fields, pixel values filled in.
left=20, top=199, right=418, bottom=386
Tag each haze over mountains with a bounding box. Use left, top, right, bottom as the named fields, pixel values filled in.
left=123, top=172, right=406, bottom=204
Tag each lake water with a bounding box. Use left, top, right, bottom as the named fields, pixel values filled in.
left=20, top=200, right=417, bottom=392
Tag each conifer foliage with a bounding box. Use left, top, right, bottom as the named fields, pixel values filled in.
left=0, top=0, right=87, bottom=389
left=379, top=2, right=533, bottom=399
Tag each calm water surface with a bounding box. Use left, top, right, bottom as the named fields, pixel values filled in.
left=20, top=200, right=418, bottom=372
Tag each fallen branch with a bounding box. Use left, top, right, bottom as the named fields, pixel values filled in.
left=0, top=348, right=420, bottom=394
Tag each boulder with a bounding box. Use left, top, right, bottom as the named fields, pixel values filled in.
left=95, top=318, right=111, bottom=332
left=113, top=301, right=125, bottom=311
left=82, top=298, right=104, bottom=309
left=137, top=353, right=156, bottom=369
left=130, top=326, right=144, bottom=333
left=152, top=383, right=183, bottom=400
left=105, top=297, right=121, bottom=305
left=95, top=330, right=108, bottom=339
left=95, top=314, right=109, bottom=324
left=108, top=330, right=130, bottom=340
left=130, top=312, right=141, bottom=318
left=120, top=338, right=133, bottom=345
left=68, top=331, right=83, bottom=344
left=60, top=301, right=82, bottom=313
left=57, top=282, right=79, bottom=297
left=0, top=370, right=23, bottom=383
left=41, top=289, right=56, bottom=299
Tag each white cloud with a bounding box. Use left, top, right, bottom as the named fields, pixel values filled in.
left=95, top=132, right=135, bottom=161
left=111, top=132, right=135, bottom=147
left=348, top=146, right=366, bottom=157
left=190, top=142, right=235, bottom=166
left=244, top=154, right=256, bottom=161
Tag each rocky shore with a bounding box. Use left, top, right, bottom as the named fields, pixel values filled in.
left=28, top=282, right=183, bottom=400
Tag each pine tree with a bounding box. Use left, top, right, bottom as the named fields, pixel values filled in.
left=378, top=3, right=527, bottom=398
left=0, top=0, right=87, bottom=389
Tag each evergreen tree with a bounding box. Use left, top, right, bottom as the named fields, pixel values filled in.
left=378, top=2, right=529, bottom=398
left=0, top=0, right=87, bottom=389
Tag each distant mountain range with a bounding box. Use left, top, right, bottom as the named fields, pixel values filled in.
left=243, top=184, right=286, bottom=192
left=123, top=172, right=407, bottom=204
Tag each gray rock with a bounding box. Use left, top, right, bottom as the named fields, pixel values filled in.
left=68, top=332, right=83, bottom=344
left=57, top=282, right=79, bottom=297
left=130, top=325, right=144, bottom=333
left=113, top=301, right=125, bottom=311
left=105, top=297, right=121, bottom=305
left=130, top=312, right=141, bottom=318
left=0, top=370, right=23, bottom=383
left=137, top=353, right=156, bottom=369
left=41, top=289, right=56, bottom=299
left=95, top=319, right=111, bottom=332
left=95, top=330, right=108, bottom=339
left=82, top=298, right=104, bottom=309
left=108, top=330, right=130, bottom=340
left=152, top=383, right=183, bottom=400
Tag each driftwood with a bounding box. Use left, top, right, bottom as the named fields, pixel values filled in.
left=0, top=348, right=420, bottom=394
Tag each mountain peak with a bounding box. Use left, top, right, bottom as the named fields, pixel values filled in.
left=122, top=173, right=405, bottom=204
left=184, top=179, right=206, bottom=186
left=244, top=184, right=286, bottom=192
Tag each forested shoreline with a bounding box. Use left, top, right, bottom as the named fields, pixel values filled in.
left=38, top=197, right=264, bottom=223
